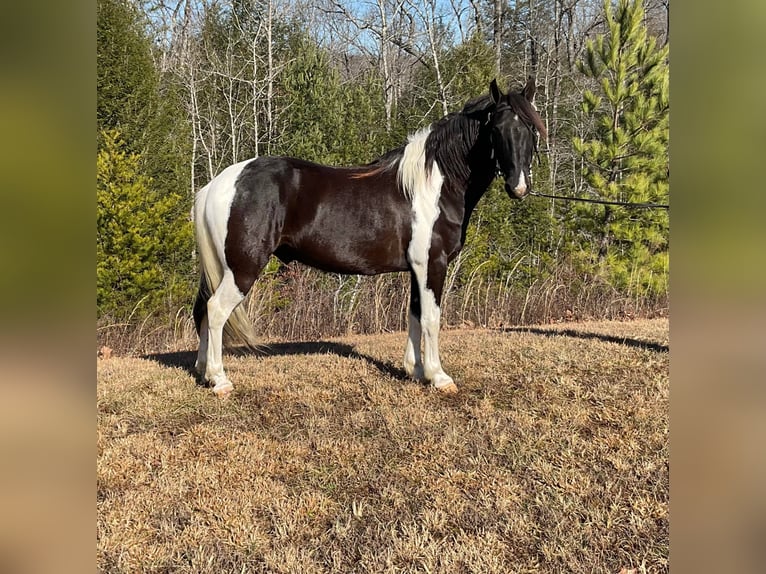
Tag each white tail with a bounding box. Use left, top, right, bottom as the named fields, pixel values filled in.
left=194, top=178, right=258, bottom=348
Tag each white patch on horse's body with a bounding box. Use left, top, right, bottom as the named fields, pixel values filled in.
left=197, top=159, right=253, bottom=266
left=399, top=129, right=454, bottom=389
left=398, top=127, right=431, bottom=201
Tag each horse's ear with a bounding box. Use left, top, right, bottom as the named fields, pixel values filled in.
left=523, top=76, right=536, bottom=103
left=490, top=79, right=502, bottom=105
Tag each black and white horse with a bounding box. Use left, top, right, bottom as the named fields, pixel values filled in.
left=193, top=78, right=545, bottom=396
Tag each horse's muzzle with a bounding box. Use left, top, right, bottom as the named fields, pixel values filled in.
left=506, top=181, right=529, bottom=199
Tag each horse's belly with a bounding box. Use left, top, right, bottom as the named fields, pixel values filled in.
left=277, top=233, right=409, bottom=275
left=279, top=189, right=412, bottom=274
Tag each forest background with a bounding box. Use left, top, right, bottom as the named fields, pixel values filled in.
left=96, top=0, right=669, bottom=349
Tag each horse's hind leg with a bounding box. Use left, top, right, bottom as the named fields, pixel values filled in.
left=204, top=270, right=246, bottom=396
left=193, top=275, right=211, bottom=377
left=194, top=315, right=209, bottom=377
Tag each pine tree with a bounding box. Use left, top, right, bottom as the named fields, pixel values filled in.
left=278, top=33, right=387, bottom=166
left=572, top=0, right=669, bottom=296
left=97, top=0, right=157, bottom=150
left=97, top=130, right=193, bottom=316
left=97, top=0, right=193, bottom=318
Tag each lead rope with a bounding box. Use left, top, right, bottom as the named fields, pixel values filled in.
left=528, top=131, right=668, bottom=209
left=492, top=124, right=668, bottom=209
left=528, top=190, right=669, bottom=210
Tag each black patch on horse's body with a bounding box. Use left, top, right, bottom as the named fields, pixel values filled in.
left=225, top=154, right=411, bottom=292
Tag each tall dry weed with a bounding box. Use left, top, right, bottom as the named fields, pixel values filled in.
left=98, top=261, right=667, bottom=354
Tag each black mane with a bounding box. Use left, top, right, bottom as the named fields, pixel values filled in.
left=424, top=111, right=484, bottom=184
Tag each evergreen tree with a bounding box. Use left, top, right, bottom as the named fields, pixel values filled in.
left=444, top=33, right=496, bottom=108
left=97, top=130, right=193, bottom=316
left=97, top=0, right=156, bottom=148
left=97, top=0, right=193, bottom=318
left=572, top=0, right=669, bottom=296
left=279, top=33, right=387, bottom=166
left=98, top=0, right=188, bottom=194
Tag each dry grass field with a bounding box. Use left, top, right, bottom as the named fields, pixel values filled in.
left=97, top=318, right=668, bottom=573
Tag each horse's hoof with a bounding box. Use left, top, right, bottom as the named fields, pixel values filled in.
left=212, top=381, right=234, bottom=398
left=437, top=382, right=459, bottom=394
left=403, top=361, right=425, bottom=380
left=407, top=369, right=425, bottom=381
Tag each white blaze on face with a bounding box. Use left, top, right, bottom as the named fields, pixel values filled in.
left=514, top=170, right=527, bottom=195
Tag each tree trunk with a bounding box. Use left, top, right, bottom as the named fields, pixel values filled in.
left=266, top=0, right=274, bottom=153
left=493, top=0, right=503, bottom=75
left=598, top=206, right=613, bottom=260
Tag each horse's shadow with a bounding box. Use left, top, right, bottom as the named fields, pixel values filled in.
left=144, top=341, right=409, bottom=382
left=500, top=326, right=669, bottom=353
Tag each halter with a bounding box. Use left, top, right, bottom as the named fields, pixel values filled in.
left=488, top=110, right=540, bottom=180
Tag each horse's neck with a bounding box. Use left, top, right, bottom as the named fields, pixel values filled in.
left=448, top=148, right=494, bottom=246
left=463, top=131, right=496, bottom=217
left=430, top=114, right=495, bottom=239
left=458, top=169, right=494, bottom=232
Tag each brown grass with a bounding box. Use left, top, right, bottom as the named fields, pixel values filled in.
left=97, top=319, right=668, bottom=573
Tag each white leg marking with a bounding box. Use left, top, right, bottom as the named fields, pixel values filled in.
left=416, top=286, right=453, bottom=389
left=399, top=132, right=454, bottom=390
left=403, top=311, right=424, bottom=379
left=205, top=270, right=245, bottom=395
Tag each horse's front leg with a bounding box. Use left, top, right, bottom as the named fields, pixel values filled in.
left=195, top=315, right=209, bottom=376
left=411, top=256, right=457, bottom=393
left=404, top=272, right=425, bottom=380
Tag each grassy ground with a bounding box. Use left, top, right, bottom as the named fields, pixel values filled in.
left=97, top=319, right=668, bottom=573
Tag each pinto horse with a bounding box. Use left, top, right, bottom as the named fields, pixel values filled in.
left=193, top=78, right=546, bottom=396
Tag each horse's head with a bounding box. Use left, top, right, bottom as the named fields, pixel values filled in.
left=487, top=78, right=544, bottom=199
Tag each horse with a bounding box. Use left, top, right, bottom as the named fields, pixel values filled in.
left=193, top=78, right=546, bottom=397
